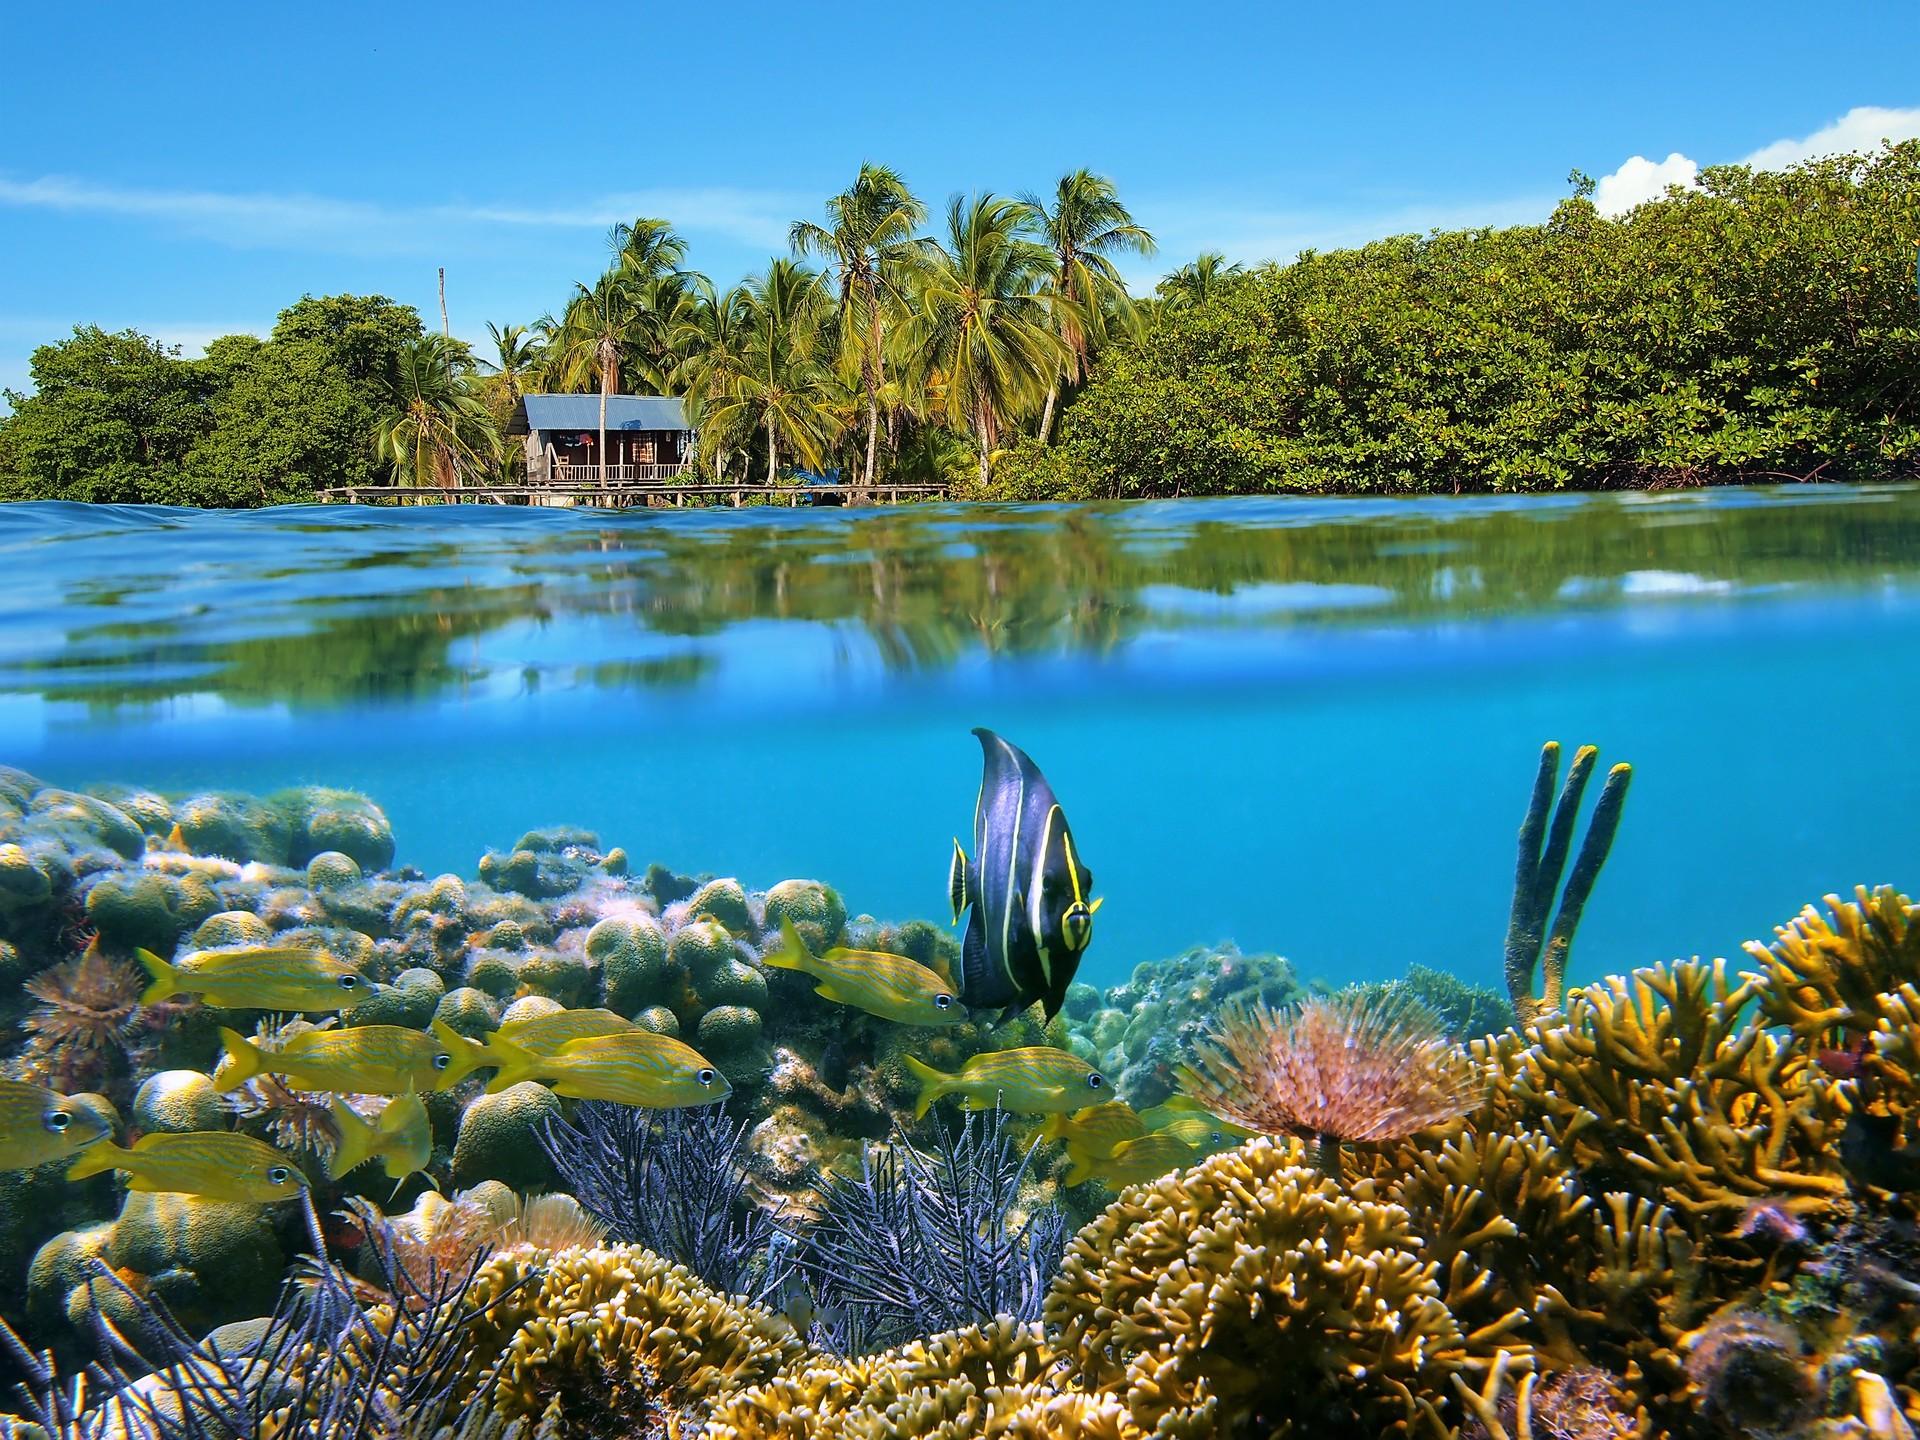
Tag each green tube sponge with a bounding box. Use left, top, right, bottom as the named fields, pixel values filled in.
left=761, top=879, right=848, bottom=951
left=589, top=914, right=670, bottom=1014
left=305, top=851, right=363, bottom=892
left=452, top=1082, right=561, bottom=1190
left=434, top=986, right=500, bottom=1039
left=132, top=1070, right=223, bottom=1134
left=688, top=878, right=753, bottom=935
left=189, top=910, right=276, bottom=950
left=345, top=967, right=445, bottom=1029
left=29, top=790, right=145, bottom=860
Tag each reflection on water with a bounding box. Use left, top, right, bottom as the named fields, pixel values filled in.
left=2, top=486, right=1917, bottom=713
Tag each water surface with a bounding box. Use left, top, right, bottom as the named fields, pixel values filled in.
left=3, top=486, right=1916, bottom=992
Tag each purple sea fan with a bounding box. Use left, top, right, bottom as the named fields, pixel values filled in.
left=1181, top=990, right=1481, bottom=1165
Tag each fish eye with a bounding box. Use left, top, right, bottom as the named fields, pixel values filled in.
left=43, top=1110, right=70, bottom=1133
left=934, top=994, right=954, bottom=1010
left=696, top=1068, right=717, bottom=1087
left=267, top=1166, right=290, bottom=1185
left=432, top=1053, right=452, bottom=1071
left=338, top=974, right=359, bottom=990
left=1087, top=1073, right=1105, bottom=1090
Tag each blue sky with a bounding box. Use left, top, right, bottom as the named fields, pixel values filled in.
left=2, top=1, right=1917, bottom=401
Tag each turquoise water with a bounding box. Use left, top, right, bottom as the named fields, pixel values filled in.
left=2, top=485, right=1917, bottom=994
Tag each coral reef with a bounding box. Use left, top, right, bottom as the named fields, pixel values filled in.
left=1062, top=940, right=1301, bottom=1108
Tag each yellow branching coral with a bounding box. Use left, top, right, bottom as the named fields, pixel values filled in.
left=1181, top=991, right=1480, bottom=1170
left=1509, top=960, right=1848, bottom=1221
left=481, top=1243, right=804, bottom=1433
left=1746, top=886, right=1920, bottom=1045
left=706, top=1319, right=1131, bottom=1440
left=1045, top=1139, right=1522, bottom=1437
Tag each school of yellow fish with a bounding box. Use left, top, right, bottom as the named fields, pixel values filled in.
left=0, top=920, right=1245, bottom=1201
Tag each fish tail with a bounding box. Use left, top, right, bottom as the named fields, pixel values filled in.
left=135, top=948, right=180, bottom=1005
left=430, top=1021, right=489, bottom=1090
left=763, top=917, right=812, bottom=973
left=484, top=1033, right=539, bottom=1095
left=903, top=1055, right=950, bottom=1121
left=65, top=1141, right=123, bottom=1183
left=215, top=1027, right=264, bottom=1092
left=327, top=1100, right=375, bottom=1181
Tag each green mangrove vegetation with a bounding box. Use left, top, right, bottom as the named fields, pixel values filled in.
left=2, top=143, right=1916, bottom=504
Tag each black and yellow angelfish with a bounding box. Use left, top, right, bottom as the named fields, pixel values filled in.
left=947, top=728, right=1100, bottom=1021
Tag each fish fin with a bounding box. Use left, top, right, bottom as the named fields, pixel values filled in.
left=903, top=1055, right=949, bottom=1122
left=215, top=1027, right=264, bottom=1092
left=135, top=948, right=180, bottom=1006
left=1089, top=895, right=1104, bottom=915
left=1039, top=1113, right=1069, bottom=1143
left=64, top=1142, right=122, bottom=1183
left=810, top=982, right=854, bottom=1007
left=1063, top=1153, right=1096, bottom=1187
left=484, top=1033, right=540, bottom=1094
left=327, top=1100, right=375, bottom=1181
left=764, top=918, right=811, bottom=973
left=947, top=839, right=969, bottom=926
left=960, top=911, right=994, bottom=1005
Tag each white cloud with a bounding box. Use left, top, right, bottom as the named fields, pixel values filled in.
left=1742, top=104, right=1920, bottom=170
left=1592, top=152, right=1701, bottom=217
left=1591, top=105, right=1920, bottom=219
left=0, top=174, right=806, bottom=256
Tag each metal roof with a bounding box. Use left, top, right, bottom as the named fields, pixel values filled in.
left=519, top=394, right=689, bottom=433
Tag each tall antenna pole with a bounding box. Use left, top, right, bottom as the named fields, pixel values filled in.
left=438, top=267, right=449, bottom=336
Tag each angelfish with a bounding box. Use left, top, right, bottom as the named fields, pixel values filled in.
left=947, top=728, right=1100, bottom=1020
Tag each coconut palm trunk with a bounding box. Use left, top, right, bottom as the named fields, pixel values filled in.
left=1039, top=382, right=1060, bottom=445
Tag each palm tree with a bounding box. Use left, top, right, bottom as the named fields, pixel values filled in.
left=902, top=194, right=1064, bottom=489
left=609, top=217, right=689, bottom=280
left=791, top=165, right=929, bottom=494
left=550, top=271, right=640, bottom=481
left=374, top=334, right=500, bottom=490
left=1158, top=252, right=1245, bottom=309
left=670, top=277, right=755, bottom=480
left=1027, top=171, right=1155, bottom=443
left=701, top=260, right=840, bottom=485
left=480, top=322, right=540, bottom=400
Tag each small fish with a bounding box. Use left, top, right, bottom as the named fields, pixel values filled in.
left=430, top=1010, right=637, bottom=1074
left=765, top=917, right=966, bottom=1027
left=1079, top=1130, right=1197, bottom=1188
left=1139, top=1096, right=1256, bottom=1139
left=483, top=1030, right=731, bottom=1109
left=948, top=729, right=1100, bottom=1021
left=1818, top=1035, right=1871, bottom=1080
left=1039, top=1100, right=1146, bottom=1160
left=66, top=1131, right=307, bottom=1203
left=0, top=1080, right=112, bottom=1173
left=217, top=1025, right=476, bottom=1097
left=138, top=945, right=371, bottom=1012
left=904, top=1046, right=1111, bottom=1119
left=328, top=1095, right=432, bottom=1181
left=1153, top=1114, right=1242, bottom=1156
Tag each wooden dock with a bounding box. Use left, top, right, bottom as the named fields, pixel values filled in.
left=317, top=482, right=950, bottom=508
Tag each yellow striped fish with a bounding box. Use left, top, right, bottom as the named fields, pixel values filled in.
left=482, top=1030, right=730, bottom=1109
left=765, top=917, right=965, bottom=1027
left=66, top=1131, right=306, bottom=1203
left=1139, top=1096, right=1256, bottom=1139
left=1080, top=1130, right=1196, bottom=1188
left=904, top=1046, right=1110, bottom=1119
left=1152, top=1114, right=1246, bottom=1156
left=216, top=1025, right=477, bottom=1096
left=328, top=1095, right=432, bottom=1181
left=1039, top=1099, right=1146, bottom=1159
left=430, top=1010, right=637, bottom=1075
left=138, top=945, right=370, bottom=1012
left=0, top=1080, right=111, bottom=1173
